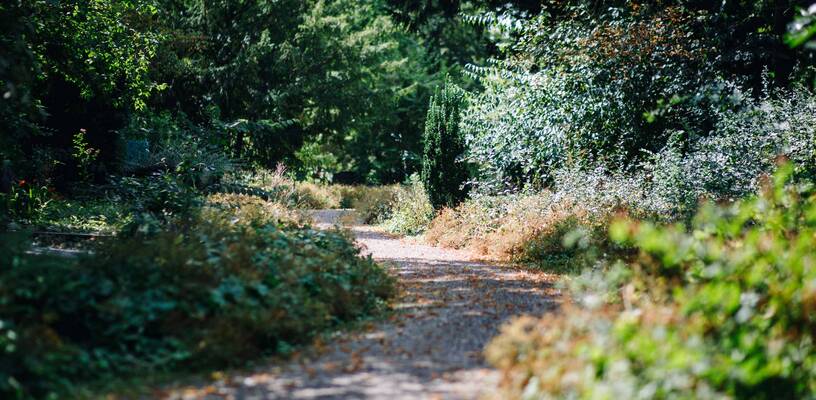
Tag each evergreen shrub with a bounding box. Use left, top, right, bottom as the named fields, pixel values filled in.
left=421, top=80, right=468, bottom=209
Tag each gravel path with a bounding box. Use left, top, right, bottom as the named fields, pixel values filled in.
left=165, top=210, right=559, bottom=400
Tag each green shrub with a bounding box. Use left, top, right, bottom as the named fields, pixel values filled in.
left=486, top=164, right=816, bottom=399
left=120, top=113, right=234, bottom=190
left=116, top=173, right=202, bottom=224
left=342, top=177, right=434, bottom=234
left=464, top=4, right=721, bottom=193
left=383, top=175, right=434, bottom=235
left=0, top=204, right=394, bottom=399
left=71, top=130, right=100, bottom=183
left=421, top=79, right=468, bottom=209
left=645, top=86, right=816, bottom=217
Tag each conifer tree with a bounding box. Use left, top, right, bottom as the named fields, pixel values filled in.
left=421, top=80, right=467, bottom=209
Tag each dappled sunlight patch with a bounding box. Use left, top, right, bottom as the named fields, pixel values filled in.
left=486, top=166, right=816, bottom=399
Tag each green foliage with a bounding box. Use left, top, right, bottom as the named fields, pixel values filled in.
left=786, top=3, right=816, bottom=48
left=112, top=113, right=237, bottom=232
left=115, top=173, right=202, bottom=228
left=219, top=119, right=298, bottom=170
left=464, top=1, right=816, bottom=194
left=31, top=198, right=133, bottom=234
left=4, top=0, right=450, bottom=185
left=383, top=175, right=435, bottom=235
left=71, top=130, right=100, bottom=183
left=0, top=204, right=394, bottom=399
left=421, top=80, right=468, bottom=209
left=119, top=112, right=235, bottom=188
left=0, top=0, right=159, bottom=169
left=150, top=0, right=435, bottom=183
left=518, top=214, right=612, bottom=274
left=350, top=175, right=434, bottom=233
left=645, top=85, right=816, bottom=217
left=487, top=165, right=816, bottom=398
left=351, top=186, right=401, bottom=225
left=465, top=3, right=722, bottom=191
left=0, top=180, right=52, bottom=221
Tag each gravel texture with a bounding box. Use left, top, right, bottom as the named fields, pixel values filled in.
left=163, top=210, right=559, bottom=400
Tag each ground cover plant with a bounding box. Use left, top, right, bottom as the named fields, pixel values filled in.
left=0, top=197, right=394, bottom=399
left=30, top=198, right=133, bottom=234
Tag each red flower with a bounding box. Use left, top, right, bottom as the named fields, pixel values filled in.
left=18, top=179, right=26, bottom=186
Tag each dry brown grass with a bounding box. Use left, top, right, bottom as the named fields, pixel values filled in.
left=205, top=193, right=308, bottom=226
left=424, top=208, right=468, bottom=248
left=484, top=304, right=620, bottom=399
left=225, top=165, right=380, bottom=210
left=423, top=193, right=616, bottom=272
left=478, top=206, right=583, bottom=260
left=292, top=182, right=344, bottom=209
left=350, top=185, right=401, bottom=223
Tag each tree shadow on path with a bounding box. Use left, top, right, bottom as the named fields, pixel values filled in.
left=165, top=211, right=560, bottom=400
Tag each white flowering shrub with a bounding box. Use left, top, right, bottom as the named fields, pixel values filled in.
left=646, top=86, right=816, bottom=217
left=463, top=4, right=725, bottom=195
left=468, top=84, right=816, bottom=220
left=463, top=70, right=570, bottom=193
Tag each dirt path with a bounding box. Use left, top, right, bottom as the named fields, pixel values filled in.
left=167, top=210, right=558, bottom=400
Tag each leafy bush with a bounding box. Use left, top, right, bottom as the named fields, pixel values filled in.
left=463, top=70, right=569, bottom=193
left=463, top=3, right=725, bottom=193
left=205, top=193, right=305, bottom=228
left=337, top=176, right=435, bottom=235
left=0, top=0, right=159, bottom=168
left=71, top=130, right=100, bottom=183
left=422, top=79, right=468, bottom=209
left=646, top=86, right=816, bottom=217
left=486, top=165, right=816, bottom=399
left=120, top=113, right=234, bottom=190
left=464, top=2, right=816, bottom=196
left=290, top=182, right=399, bottom=211
left=0, top=202, right=394, bottom=399
left=291, top=182, right=345, bottom=209
left=224, top=166, right=400, bottom=212
left=218, top=166, right=300, bottom=207
left=465, top=84, right=816, bottom=224
left=382, top=175, right=434, bottom=235
left=220, top=165, right=342, bottom=210
left=115, top=173, right=202, bottom=227
left=503, top=209, right=612, bottom=274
